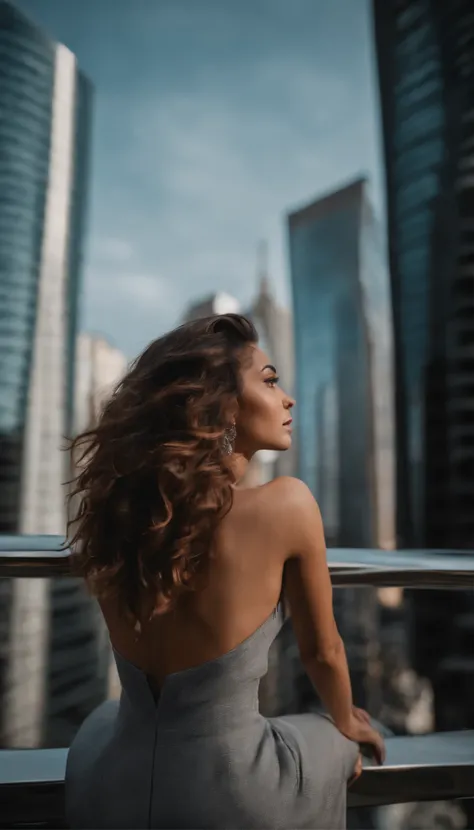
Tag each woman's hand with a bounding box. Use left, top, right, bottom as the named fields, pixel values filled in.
left=348, top=753, right=363, bottom=787
left=339, top=712, right=386, bottom=765
left=352, top=706, right=371, bottom=725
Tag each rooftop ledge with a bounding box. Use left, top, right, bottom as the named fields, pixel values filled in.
left=0, top=535, right=473, bottom=826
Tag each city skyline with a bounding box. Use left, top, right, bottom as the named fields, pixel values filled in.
left=13, top=0, right=384, bottom=358
left=0, top=7, right=473, bottom=823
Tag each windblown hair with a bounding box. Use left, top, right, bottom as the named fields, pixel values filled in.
left=66, top=313, right=258, bottom=626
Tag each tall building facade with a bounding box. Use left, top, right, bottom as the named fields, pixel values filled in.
left=373, top=0, right=474, bottom=751
left=288, top=177, right=394, bottom=549
left=287, top=178, right=394, bottom=714
left=74, top=334, right=128, bottom=435
left=0, top=1, right=93, bottom=746
left=373, top=0, right=474, bottom=553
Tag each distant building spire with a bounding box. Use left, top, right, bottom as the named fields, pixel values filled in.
left=257, top=239, right=270, bottom=296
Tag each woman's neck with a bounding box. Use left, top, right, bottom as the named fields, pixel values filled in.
left=228, top=451, right=252, bottom=488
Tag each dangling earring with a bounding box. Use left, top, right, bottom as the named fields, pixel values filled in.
left=222, top=423, right=237, bottom=455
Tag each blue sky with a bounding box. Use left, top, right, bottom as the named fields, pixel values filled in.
left=16, top=0, right=384, bottom=358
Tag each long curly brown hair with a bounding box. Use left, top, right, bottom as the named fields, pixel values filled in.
left=66, top=313, right=258, bottom=627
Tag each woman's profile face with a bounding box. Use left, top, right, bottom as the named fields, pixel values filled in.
left=235, top=345, right=295, bottom=454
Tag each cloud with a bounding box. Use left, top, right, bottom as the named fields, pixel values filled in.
left=82, top=263, right=180, bottom=352
left=77, top=3, right=381, bottom=359
left=92, top=236, right=134, bottom=263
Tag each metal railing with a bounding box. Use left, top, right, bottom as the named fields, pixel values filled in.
left=0, top=535, right=473, bottom=828
left=1, top=534, right=474, bottom=587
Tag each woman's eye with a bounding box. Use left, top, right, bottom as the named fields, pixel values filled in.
left=265, top=376, right=279, bottom=387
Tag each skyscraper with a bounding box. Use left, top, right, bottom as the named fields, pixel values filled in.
left=288, top=177, right=394, bottom=549
left=315, top=382, right=339, bottom=545
left=0, top=1, right=93, bottom=746
left=373, top=0, right=474, bottom=735
left=74, top=334, right=128, bottom=436
left=287, top=178, right=394, bottom=715
left=373, top=0, right=474, bottom=551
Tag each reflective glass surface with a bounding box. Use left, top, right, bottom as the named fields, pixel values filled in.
left=288, top=180, right=378, bottom=547
left=388, top=3, right=444, bottom=545
left=0, top=3, right=54, bottom=532
left=0, top=3, right=96, bottom=749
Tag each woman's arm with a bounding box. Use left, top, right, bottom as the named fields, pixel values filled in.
left=275, top=477, right=385, bottom=763
left=278, top=478, right=353, bottom=731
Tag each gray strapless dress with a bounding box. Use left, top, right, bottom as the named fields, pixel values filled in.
left=65, top=603, right=359, bottom=829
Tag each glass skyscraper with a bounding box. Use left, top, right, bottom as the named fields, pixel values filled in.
left=288, top=177, right=394, bottom=550
left=373, top=0, right=474, bottom=551
left=0, top=0, right=92, bottom=535
left=373, top=0, right=474, bottom=737
left=0, top=1, right=98, bottom=747
left=287, top=178, right=394, bottom=714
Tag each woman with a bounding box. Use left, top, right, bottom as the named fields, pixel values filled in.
left=65, top=313, right=385, bottom=830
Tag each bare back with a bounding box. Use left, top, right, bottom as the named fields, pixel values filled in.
left=101, top=479, right=288, bottom=685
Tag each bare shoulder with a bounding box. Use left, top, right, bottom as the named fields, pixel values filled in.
left=258, top=477, right=323, bottom=545
left=260, top=476, right=319, bottom=512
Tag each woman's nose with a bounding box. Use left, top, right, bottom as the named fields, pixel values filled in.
left=285, top=396, right=295, bottom=410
